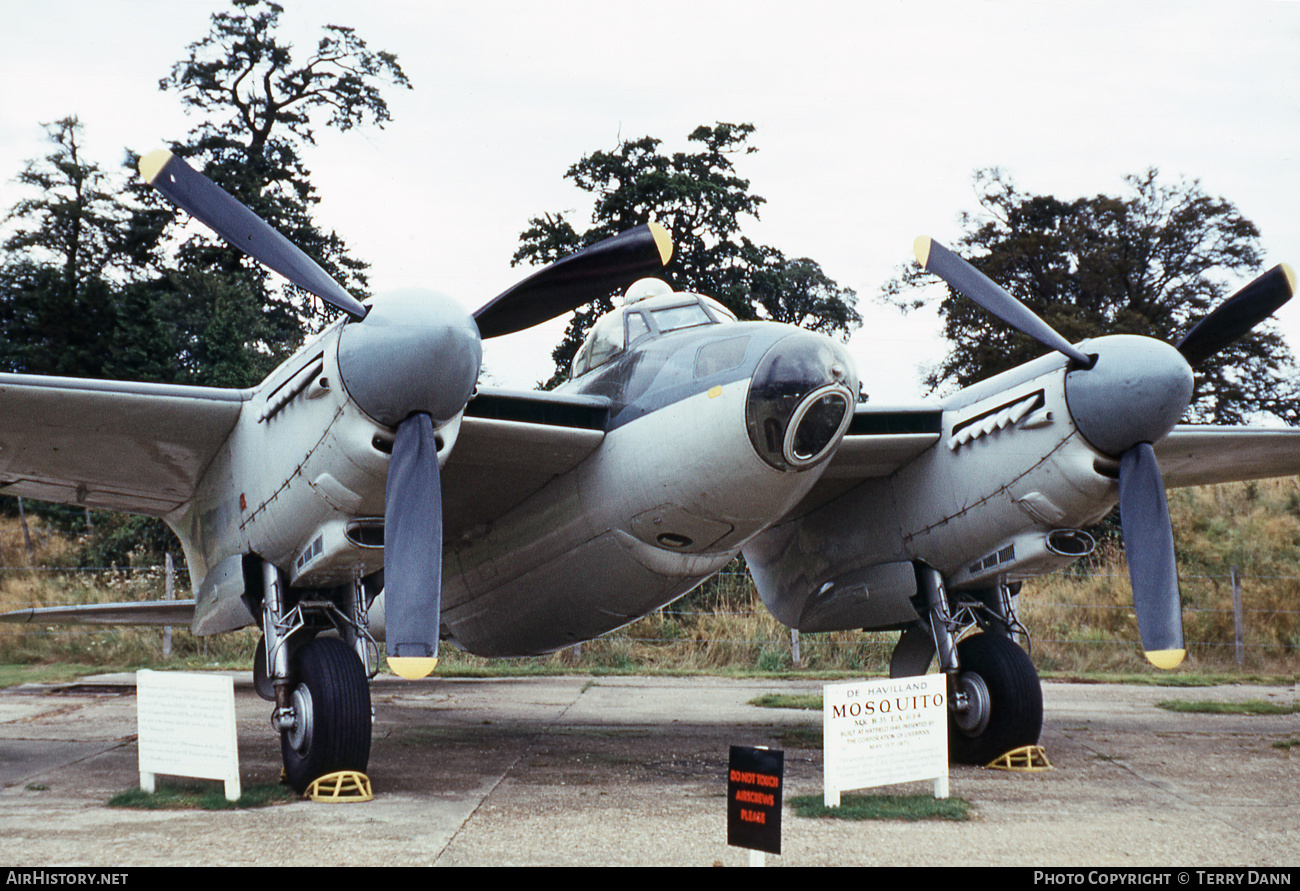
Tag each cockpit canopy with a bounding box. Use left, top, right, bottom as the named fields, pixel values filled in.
left=570, top=279, right=737, bottom=378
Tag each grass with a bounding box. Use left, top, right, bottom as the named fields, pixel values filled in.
left=1027, top=478, right=1300, bottom=676
left=0, top=663, right=104, bottom=687
left=771, top=725, right=823, bottom=750
left=108, top=781, right=298, bottom=810
left=748, top=693, right=822, bottom=710
left=1155, top=699, right=1300, bottom=716
left=789, top=792, right=971, bottom=821
left=1, top=478, right=1298, bottom=681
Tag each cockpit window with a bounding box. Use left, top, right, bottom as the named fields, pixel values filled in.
left=650, top=302, right=712, bottom=333
left=570, top=292, right=735, bottom=378
left=626, top=311, right=651, bottom=345
left=571, top=310, right=628, bottom=377
left=701, top=296, right=737, bottom=322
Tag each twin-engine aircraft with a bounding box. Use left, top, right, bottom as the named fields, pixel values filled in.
left=3, top=148, right=1298, bottom=787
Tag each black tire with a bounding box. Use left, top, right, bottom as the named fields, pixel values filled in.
left=280, top=637, right=372, bottom=793
left=948, top=632, right=1042, bottom=765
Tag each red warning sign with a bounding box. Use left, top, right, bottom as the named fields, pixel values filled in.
left=727, top=745, right=783, bottom=855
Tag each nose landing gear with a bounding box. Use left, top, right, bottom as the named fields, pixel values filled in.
left=257, top=561, right=378, bottom=793
left=894, top=565, right=1043, bottom=765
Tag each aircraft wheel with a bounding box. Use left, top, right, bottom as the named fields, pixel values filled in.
left=280, top=637, right=372, bottom=793
left=947, top=632, right=1042, bottom=765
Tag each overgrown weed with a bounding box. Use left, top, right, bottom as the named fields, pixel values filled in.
left=1, top=480, right=1298, bottom=679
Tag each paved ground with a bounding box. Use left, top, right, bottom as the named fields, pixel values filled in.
left=0, top=673, right=1296, bottom=867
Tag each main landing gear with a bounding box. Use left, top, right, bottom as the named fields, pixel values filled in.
left=891, top=565, right=1043, bottom=765
left=253, top=561, right=377, bottom=792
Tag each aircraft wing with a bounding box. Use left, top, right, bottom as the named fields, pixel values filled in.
left=786, top=402, right=944, bottom=517
left=442, top=387, right=609, bottom=537
left=0, top=373, right=249, bottom=517
left=825, top=402, right=944, bottom=478
left=1154, top=425, right=1300, bottom=488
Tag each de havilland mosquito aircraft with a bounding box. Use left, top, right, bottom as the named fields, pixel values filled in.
left=3, top=148, right=1299, bottom=787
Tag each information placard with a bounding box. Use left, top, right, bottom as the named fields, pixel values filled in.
left=823, top=674, right=947, bottom=806
left=136, top=670, right=241, bottom=802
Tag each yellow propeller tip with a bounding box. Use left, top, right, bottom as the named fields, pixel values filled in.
left=648, top=222, right=673, bottom=266
left=1145, top=648, right=1186, bottom=670
left=388, top=656, right=438, bottom=680
left=913, top=235, right=932, bottom=268
left=1280, top=263, right=1296, bottom=296
left=138, top=149, right=173, bottom=185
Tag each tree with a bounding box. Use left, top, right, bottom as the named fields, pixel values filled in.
left=883, top=168, right=1297, bottom=425
left=129, top=0, right=411, bottom=387
left=515, top=123, right=860, bottom=385
left=744, top=245, right=862, bottom=336
left=0, top=117, right=125, bottom=378
left=0, top=2, right=413, bottom=564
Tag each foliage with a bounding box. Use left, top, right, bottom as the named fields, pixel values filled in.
left=131, top=0, right=411, bottom=386
left=0, top=118, right=128, bottom=378
left=883, top=168, right=1298, bottom=424
left=516, top=123, right=860, bottom=385
left=2, top=481, right=1297, bottom=676
left=0, top=2, right=411, bottom=568
left=1026, top=477, right=1300, bottom=674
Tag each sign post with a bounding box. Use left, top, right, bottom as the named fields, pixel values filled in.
left=823, top=674, right=947, bottom=806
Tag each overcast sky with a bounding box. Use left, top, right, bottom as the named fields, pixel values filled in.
left=2, top=0, right=1297, bottom=397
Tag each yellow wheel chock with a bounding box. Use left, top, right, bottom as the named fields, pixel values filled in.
left=305, top=770, right=374, bottom=802
left=986, top=745, right=1053, bottom=771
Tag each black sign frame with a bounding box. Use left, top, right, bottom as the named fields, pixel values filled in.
left=727, top=745, right=784, bottom=855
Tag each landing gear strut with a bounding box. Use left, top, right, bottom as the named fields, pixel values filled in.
left=256, top=561, right=378, bottom=792
left=893, top=566, right=1043, bottom=764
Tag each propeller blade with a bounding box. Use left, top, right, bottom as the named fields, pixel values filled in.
left=383, top=412, right=442, bottom=680
left=1117, top=442, right=1185, bottom=669
left=913, top=236, right=1094, bottom=368
left=473, top=223, right=673, bottom=339
left=1175, top=264, right=1297, bottom=367
left=138, top=149, right=368, bottom=320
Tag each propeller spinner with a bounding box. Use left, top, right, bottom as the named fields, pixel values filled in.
left=141, top=150, right=673, bottom=679
left=915, top=236, right=1295, bottom=668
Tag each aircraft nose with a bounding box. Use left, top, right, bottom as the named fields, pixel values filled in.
left=745, top=331, right=858, bottom=471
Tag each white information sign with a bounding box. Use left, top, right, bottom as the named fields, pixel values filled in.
left=136, top=670, right=241, bottom=802
left=823, top=674, right=947, bottom=806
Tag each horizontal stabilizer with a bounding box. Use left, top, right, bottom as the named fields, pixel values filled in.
left=0, top=600, right=196, bottom=627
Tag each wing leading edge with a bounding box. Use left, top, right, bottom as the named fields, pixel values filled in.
left=0, top=374, right=249, bottom=517
left=1154, top=426, right=1300, bottom=489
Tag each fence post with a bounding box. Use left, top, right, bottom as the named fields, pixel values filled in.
left=1230, top=565, right=1243, bottom=667
left=790, top=628, right=801, bottom=668
left=17, top=497, right=32, bottom=559
left=163, top=553, right=174, bottom=659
